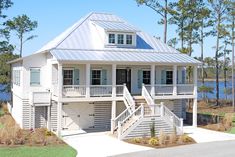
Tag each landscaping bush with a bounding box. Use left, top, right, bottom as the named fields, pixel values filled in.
left=158, top=129, right=166, bottom=145
left=169, top=132, right=177, bottom=144
left=150, top=122, right=155, bottom=138
left=132, top=138, right=141, bottom=143
left=148, top=138, right=158, bottom=146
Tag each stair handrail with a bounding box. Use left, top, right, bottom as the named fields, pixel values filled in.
left=118, top=104, right=144, bottom=139
left=112, top=104, right=135, bottom=131
left=123, top=85, right=135, bottom=111
left=142, top=84, right=155, bottom=114
left=161, top=102, right=183, bottom=133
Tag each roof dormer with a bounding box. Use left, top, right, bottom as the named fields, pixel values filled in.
left=91, top=20, right=139, bottom=48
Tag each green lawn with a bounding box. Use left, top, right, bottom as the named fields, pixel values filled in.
left=0, top=145, right=77, bottom=157
left=228, top=127, right=235, bottom=134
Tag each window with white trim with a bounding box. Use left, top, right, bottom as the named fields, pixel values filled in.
left=30, top=68, right=40, bottom=86
left=143, top=70, right=151, bottom=85
left=108, top=34, right=115, bottom=44
left=13, top=70, right=20, bottom=86
left=63, top=69, right=73, bottom=85
left=117, top=34, right=124, bottom=44
left=126, top=34, right=133, bottom=45
left=91, top=70, right=101, bottom=85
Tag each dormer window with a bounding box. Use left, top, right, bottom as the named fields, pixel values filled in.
left=117, top=34, right=124, bottom=44
left=108, top=34, right=115, bottom=44
left=126, top=35, right=133, bottom=45
left=106, top=32, right=136, bottom=47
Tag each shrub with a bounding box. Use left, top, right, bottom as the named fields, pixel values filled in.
left=158, top=130, right=166, bottom=145
left=150, top=122, right=155, bottom=138
left=179, top=135, right=193, bottom=143
left=169, top=133, right=177, bottom=144
left=31, top=128, right=47, bottom=145
left=148, top=138, right=158, bottom=146
left=132, top=138, right=141, bottom=143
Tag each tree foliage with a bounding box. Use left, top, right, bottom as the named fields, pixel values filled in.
left=6, top=14, right=38, bottom=57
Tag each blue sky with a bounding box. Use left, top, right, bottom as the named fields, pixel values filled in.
left=7, top=0, right=216, bottom=57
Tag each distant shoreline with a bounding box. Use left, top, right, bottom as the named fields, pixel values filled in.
left=198, top=78, right=229, bottom=82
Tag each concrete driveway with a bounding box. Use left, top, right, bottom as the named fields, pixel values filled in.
left=63, top=132, right=152, bottom=157
left=184, top=126, right=235, bottom=143
left=112, top=140, right=235, bottom=157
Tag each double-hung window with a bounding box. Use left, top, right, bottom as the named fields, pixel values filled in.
left=143, top=70, right=151, bottom=85
left=166, top=71, right=173, bottom=84
left=126, top=34, right=133, bottom=45
left=13, top=70, right=20, bottom=86
left=63, top=69, right=73, bottom=85
left=91, top=70, right=101, bottom=85
left=30, top=68, right=40, bottom=86
left=108, top=34, right=115, bottom=44
left=117, top=34, right=124, bottom=44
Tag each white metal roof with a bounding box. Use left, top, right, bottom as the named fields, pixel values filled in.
left=36, top=12, right=180, bottom=53
left=92, top=21, right=139, bottom=32
left=51, top=49, right=201, bottom=65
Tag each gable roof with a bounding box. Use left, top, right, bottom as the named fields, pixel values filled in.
left=36, top=12, right=179, bottom=53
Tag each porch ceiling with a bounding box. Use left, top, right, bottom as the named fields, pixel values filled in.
left=51, top=49, right=201, bottom=65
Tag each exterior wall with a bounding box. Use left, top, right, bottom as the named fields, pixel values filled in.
left=155, top=99, right=184, bottom=118
left=11, top=94, right=23, bottom=128
left=116, top=101, right=126, bottom=116
left=22, top=53, right=50, bottom=98
left=51, top=101, right=58, bottom=132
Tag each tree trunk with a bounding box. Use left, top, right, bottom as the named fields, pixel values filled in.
left=20, top=34, right=23, bottom=58
left=200, top=20, right=204, bottom=85
left=232, top=15, right=235, bottom=111
left=223, top=43, right=227, bottom=100
left=163, top=0, right=168, bottom=43
left=215, top=15, right=221, bottom=106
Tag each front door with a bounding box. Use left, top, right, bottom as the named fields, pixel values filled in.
left=116, top=69, right=131, bottom=92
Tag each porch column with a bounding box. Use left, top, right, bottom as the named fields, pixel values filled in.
left=150, top=65, right=155, bottom=96
left=112, top=64, right=116, bottom=98
left=57, top=63, right=63, bottom=136
left=86, top=64, right=90, bottom=98
left=193, top=65, right=198, bottom=127
left=111, top=100, right=116, bottom=133
left=173, top=65, right=177, bottom=96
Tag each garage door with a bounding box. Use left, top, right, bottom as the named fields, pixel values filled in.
left=62, top=103, right=94, bottom=130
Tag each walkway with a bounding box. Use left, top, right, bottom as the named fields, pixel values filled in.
left=63, top=132, right=152, bottom=157
left=112, top=140, right=235, bottom=157
left=184, top=126, right=235, bottom=143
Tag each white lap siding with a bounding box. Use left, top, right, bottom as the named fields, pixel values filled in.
left=94, top=102, right=111, bottom=130
left=50, top=101, right=58, bottom=132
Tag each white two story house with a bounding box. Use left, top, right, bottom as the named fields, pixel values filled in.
left=8, top=12, right=200, bottom=139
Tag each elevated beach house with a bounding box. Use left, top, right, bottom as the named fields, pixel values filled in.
left=8, top=12, right=200, bottom=139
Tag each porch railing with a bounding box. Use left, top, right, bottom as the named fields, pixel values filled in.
left=155, top=84, right=173, bottom=96
left=177, top=84, right=194, bottom=95
left=90, top=85, right=112, bottom=97
left=63, top=85, right=86, bottom=97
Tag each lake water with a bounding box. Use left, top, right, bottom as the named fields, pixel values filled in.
left=0, top=81, right=234, bottom=101
left=0, top=84, right=11, bottom=101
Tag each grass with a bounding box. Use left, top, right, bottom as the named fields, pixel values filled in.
left=0, top=123, right=4, bottom=128
left=0, top=145, right=77, bottom=157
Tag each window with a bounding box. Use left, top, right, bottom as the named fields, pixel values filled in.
left=117, top=34, right=124, bottom=44
left=108, top=34, right=115, bottom=44
left=63, top=69, right=73, bottom=85
left=30, top=68, right=40, bottom=86
left=166, top=71, right=173, bottom=84
left=126, top=35, right=133, bottom=45
left=92, top=70, right=101, bottom=85
left=13, top=70, right=20, bottom=86
left=143, top=70, right=151, bottom=85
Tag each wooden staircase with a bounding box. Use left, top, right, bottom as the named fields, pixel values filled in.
left=112, top=85, right=183, bottom=140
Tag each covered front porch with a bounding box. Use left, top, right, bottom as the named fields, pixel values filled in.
left=51, top=63, right=198, bottom=100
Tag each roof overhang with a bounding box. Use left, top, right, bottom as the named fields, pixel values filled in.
left=51, top=49, right=202, bottom=66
